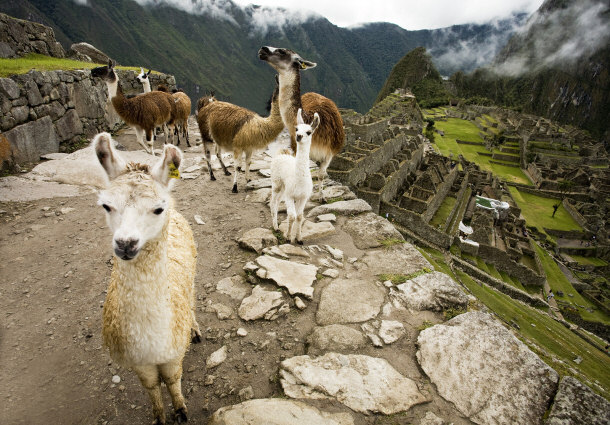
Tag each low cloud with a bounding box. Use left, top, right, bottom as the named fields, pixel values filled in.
left=132, top=0, right=238, bottom=25
left=493, top=0, right=610, bottom=76
left=245, top=5, right=319, bottom=35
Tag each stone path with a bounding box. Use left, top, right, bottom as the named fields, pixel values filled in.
left=1, top=120, right=607, bottom=425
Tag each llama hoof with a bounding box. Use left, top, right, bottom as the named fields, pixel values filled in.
left=210, top=175, right=216, bottom=181
left=246, top=179, right=252, bottom=183
left=191, top=332, right=202, bottom=344
left=232, top=184, right=238, bottom=193
left=224, top=170, right=231, bottom=176
left=174, top=408, right=188, bottom=423
left=152, top=416, right=165, bottom=425
left=296, top=240, right=304, bottom=245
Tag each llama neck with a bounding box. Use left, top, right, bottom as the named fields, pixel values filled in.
left=295, top=140, right=311, bottom=172
left=278, top=71, right=302, bottom=126
left=106, top=79, right=119, bottom=99
left=142, top=79, right=151, bottom=93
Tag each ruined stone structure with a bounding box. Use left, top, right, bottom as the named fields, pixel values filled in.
left=0, top=13, right=65, bottom=59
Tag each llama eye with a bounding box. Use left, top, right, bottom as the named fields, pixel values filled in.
left=307, top=131, right=311, bottom=135
left=153, top=208, right=164, bottom=215
left=102, top=204, right=111, bottom=212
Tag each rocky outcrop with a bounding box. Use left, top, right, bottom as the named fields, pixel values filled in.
left=68, top=42, right=110, bottom=64
left=392, top=271, right=469, bottom=312
left=361, top=244, right=432, bottom=276
left=417, top=311, right=559, bottom=425
left=0, top=12, right=65, bottom=59
left=342, top=212, right=404, bottom=249
left=208, top=398, right=354, bottom=425
left=546, top=376, right=610, bottom=425
left=280, top=353, right=428, bottom=414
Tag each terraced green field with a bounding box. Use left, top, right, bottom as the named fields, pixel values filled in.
left=431, top=118, right=531, bottom=185
left=508, top=187, right=583, bottom=235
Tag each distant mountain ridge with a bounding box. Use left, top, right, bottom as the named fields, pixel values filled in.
left=451, top=0, right=610, bottom=140
left=0, top=0, right=526, bottom=114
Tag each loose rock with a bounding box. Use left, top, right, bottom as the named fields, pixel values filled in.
left=308, top=325, right=368, bottom=352
left=278, top=219, right=335, bottom=242
left=342, top=212, right=404, bottom=249
left=361, top=244, right=432, bottom=276
left=316, top=279, right=385, bottom=325
left=238, top=228, right=277, bottom=253
left=546, top=376, right=610, bottom=425
left=238, top=285, right=285, bottom=321
left=216, top=275, right=251, bottom=301
left=206, top=346, right=228, bottom=369
left=255, top=255, right=318, bottom=299
left=378, top=320, right=406, bottom=344
left=307, top=199, right=372, bottom=217
left=392, top=271, right=468, bottom=312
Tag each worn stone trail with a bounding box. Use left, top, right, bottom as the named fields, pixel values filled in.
left=1, top=121, right=607, bottom=425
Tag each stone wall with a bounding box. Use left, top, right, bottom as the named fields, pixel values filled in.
left=1, top=68, right=176, bottom=165
left=477, top=244, right=545, bottom=287
left=562, top=198, right=589, bottom=230
left=0, top=13, right=65, bottom=59
left=381, top=201, right=453, bottom=248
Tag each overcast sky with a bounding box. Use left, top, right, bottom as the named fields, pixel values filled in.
left=231, top=0, right=545, bottom=30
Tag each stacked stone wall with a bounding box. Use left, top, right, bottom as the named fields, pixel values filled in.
left=0, top=13, right=65, bottom=59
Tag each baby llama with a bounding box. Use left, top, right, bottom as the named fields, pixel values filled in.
left=270, top=108, right=320, bottom=244
left=259, top=46, right=344, bottom=197
left=93, top=132, right=201, bottom=424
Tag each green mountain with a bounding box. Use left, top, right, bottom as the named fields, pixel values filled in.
left=0, top=0, right=526, bottom=114
left=451, top=0, right=610, bottom=141
left=375, top=47, right=450, bottom=108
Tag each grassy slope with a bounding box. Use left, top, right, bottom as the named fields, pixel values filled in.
left=432, top=118, right=532, bottom=185
left=570, top=255, right=608, bottom=267
left=508, top=187, right=582, bottom=234
left=533, top=243, right=609, bottom=324
left=0, top=53, right=146, bottom=77
left=429, top=196, right=456, bottom=228
left=418, top=246, right=610, bottom=400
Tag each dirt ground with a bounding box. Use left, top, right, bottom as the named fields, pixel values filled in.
left=0, top=123, right=466, bottom=425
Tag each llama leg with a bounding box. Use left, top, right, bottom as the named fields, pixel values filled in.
left=185, top=122, right=191, bottom=147
left=317, top=156, right=332, bottom=199
left=232, top=149, right=241, bottom=193
left=159, top=360, right=188, bottom=424
left=244, top=151, right=253, bottom=183
left=191, top=310, right=202, bottom=343
left=216, top=145, right=231, bottom=176
left=135, top=127, right=149, bottom=153
left=285, top=199, right=297, bottom=243
left=145, top=128, right=156, bottom=156
left=294, top=197, right=307, bottom=245
left=133, top=364, right=165, bottom=425
left=203, top=140, right=216, bottom=181
left=270, top=184, right=283, bottom=230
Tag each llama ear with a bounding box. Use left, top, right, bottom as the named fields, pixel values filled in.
left=93, top=132, right=125, bottom=181
left=311, top=112, right=320, bottom=133
left=108, top=59, right=114, bottom=69
left=298, top=59, right=316, bottom=70
left=139, top=67, right=144, bottom=74
left=297, top=108, right=304, bottom=125
left=147, top=69, right=152, bottom=76
left=152, top=144, right=183, bottom=188
left=275, top=74, right=279, bottom=84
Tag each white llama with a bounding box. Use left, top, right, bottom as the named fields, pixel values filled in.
left=93, top=132, right=200, bottom=424
left=270, top=108, right=320, bottom=244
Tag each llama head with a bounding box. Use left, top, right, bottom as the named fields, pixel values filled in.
left=196, top=91, right=216, bottom=112
left=136, top=68, right=151, bottom=84
left=258, top=46, right=316, bottom=73
left=93, top=132, right=183, bottom=261
left=91, top=59, right=117, bottom=83
left=295, top=108, right=320, bottom=144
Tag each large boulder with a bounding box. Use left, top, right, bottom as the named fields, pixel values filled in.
left=417, top=311, right=559, bottom=425
left=238, top=228, right=277, bottom=253
left=280, top=353, right=428, bottom=414
left=316, top=278, right=385, bottom=325
left=207, top=398, right=354, bottom=425
left=3, top=116, right=59, bottom=163
left=546, top=376, right=610, bottom=425
left=392, top=271, right=469, bottom=312
left=342, top=212, right=404, bottom=249
left=68, top=42, right=110, bottom=64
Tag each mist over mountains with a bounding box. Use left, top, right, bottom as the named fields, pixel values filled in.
left=0, top=0, right=526, bottom=114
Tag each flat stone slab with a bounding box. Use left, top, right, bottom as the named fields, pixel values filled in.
left=0, top=176, right=93, bottom=202
left=238, top=285, right=287, bottom=321
left=417, top=311, right=559, bottom=425
left=361, top=244, right=432, bottom=277
left=316, top=279, right=385, bottom=325
left=546, top=376, right=610, bottom=425
left=278, top=219, right=336, bottom=242
left=392, top=271, right=469, bottom=312
left=307, top=199, right=372, bottom=218
left=310, top=185, right=357, bottom=202
left=379, top=320, right=406, bottom=344
left=208, top=398, right=354, bottom=425
left=277, top=244, right=310, bottom=258
left=280, top=353, right=428, bottom=414
left=245, top=178, right=271, bottom=190
left=316, top=213, right=337, bottom=222
left=238, top=228, right=277, bottom=253
left=245, top=188, right=271, bottom=203
left=342, top=212, right=404, bottom=249
left=255, top=255, right=318, bottom=299
left=307, top=325, right=368, bottom=352
left=216, top=275, right=251, bottom=301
